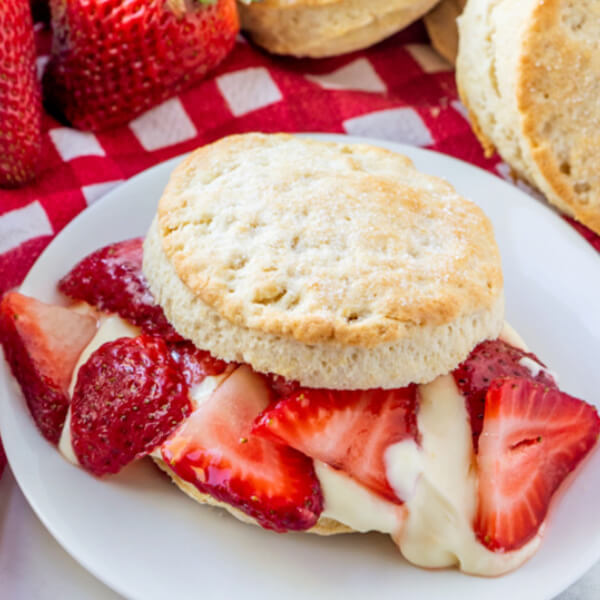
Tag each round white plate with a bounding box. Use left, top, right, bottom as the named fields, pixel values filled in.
left=2, top=135, right=600, bottom=600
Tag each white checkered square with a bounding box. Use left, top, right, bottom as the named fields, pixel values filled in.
left=344, top=108, right=434, bottom=146
left=496, top=163, right=545, bottom=201
left=81, top=180, right=123, bottom=206
left=496, top=162, right=513, bottom=181
left=49, top=128, right=105, bottom=161
left=0, top=201, right=53, bottom=254
left=306, top=59, right=386, bottom=93
left=406, top=44, right=453, bottom=73
left=217, top=68, right=282, bottom=117
left=451, top=100, right=469, bottom=121
left=129, top=98, right=197, bottom=152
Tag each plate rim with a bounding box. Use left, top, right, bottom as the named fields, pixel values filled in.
left=2, top=133, right=599, bottom=600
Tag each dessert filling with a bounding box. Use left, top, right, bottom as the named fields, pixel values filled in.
left=53, top=311, right=593, bottom=575
left=2, top=239, right=597, bottom=579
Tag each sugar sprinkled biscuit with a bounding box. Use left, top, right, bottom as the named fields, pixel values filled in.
left=145, top=133, right=504, bottom=389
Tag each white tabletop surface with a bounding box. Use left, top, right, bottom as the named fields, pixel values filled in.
left=0, top=465, right=597, bottom=600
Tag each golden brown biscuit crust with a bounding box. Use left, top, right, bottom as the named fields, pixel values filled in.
left=457, top=0, right=600, bottom=235
left=157, top=134, right=503, bottom=349
left=238, top=0, right=440, bottom=58
left=518, top=0, right=600, bottom=234
left=424, top=0, right=466, bottom=65
left=144, top=217, right=504, bottom=389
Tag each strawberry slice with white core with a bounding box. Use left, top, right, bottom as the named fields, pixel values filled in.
left=0, top=292, right=97, bottom=443
left=161, top=365, right=323, bottom=532
left=476, top=377, right=600, bottom=552
left=252, top=386, right=419, bottom=503
left=453, top=339, right=557, bottom=448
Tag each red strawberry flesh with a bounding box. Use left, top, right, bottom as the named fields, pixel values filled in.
left=265, top=373, right=301, bottom=398
left=453, top=339, right=557, bottom=448
left=43, top=0, right=239, bottom=131
left=59, top=238, right=181, bottom=341
left=168, top=341, right=230, bottom=388
left=162, top=365, right=323, bottom=532
left=0, top=0, right=42, bottom=186
left=253, top=386, right=419, bottom=503
left=476, top=377, right=600, bottom=552
left=71, top=335, right=191, bottom=476
left=0, top=292, right=97, bottom=443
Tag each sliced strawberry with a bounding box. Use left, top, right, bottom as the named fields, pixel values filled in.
left=253, top=386, right=419, bottom=503
left=453, top=339, right=557, bottom=448
left=168, top=341, right=230, bottom=388
left=71, top=335, right=191, bottom=476
left=0, top=292, right=97, bottom=443
left=476, top=378, right=600, bottom=552
left=58, top=238, right=181, bottom=341
left=265, top=373, right=301, bottom=398
left=162, top=366, right=322, bottom=532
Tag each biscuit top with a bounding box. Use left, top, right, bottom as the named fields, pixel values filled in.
left=157, top=134, right=503, bottom=348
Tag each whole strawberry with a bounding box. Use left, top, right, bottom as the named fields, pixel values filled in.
left=0, top=0, right=42, bottom=186
left=71, top=335, right=192, bottom=475
left=43, top=0, right=239, bottom=131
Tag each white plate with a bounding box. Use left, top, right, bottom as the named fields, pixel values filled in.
left=2, top=135, right=600, bottom=600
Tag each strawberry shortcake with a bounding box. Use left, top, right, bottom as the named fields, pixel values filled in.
left=0, top=134, right=598, bottom=576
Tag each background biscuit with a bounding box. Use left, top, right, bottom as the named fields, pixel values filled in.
left=424, top=0, right=465, bottom=64
left=457, top=0, right=600, bottom=235
left=238, top=0, right=441, bottom=57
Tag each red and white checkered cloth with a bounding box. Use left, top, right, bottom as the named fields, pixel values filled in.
left=0, top=21, right=598, bottom=298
